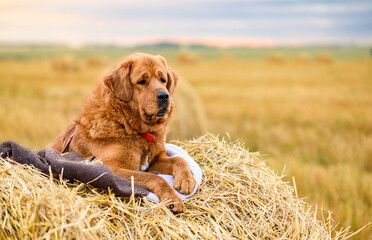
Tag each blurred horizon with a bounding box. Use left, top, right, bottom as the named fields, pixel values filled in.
left=0, top=40, right=371, bottom=49
left=1, top=0, right=372, bottom=48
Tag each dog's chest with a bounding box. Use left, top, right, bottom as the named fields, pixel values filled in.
left=136, top=133, right=165, bottom=172
left=139, top=140, right=157, bottom=172
left=140, top=153, right=150, bottom=171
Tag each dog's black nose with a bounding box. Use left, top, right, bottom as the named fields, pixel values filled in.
left=156, top=91, right=169, bottom=105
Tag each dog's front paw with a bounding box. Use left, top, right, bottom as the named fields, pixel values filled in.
left=173, top=172, right=196, bottom=195
left=160, top=191, right=185, bottom=213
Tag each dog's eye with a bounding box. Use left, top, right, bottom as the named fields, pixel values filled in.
left=160, top=78, right=166, bottom=83
left=138, top=80, right=147, bottom=85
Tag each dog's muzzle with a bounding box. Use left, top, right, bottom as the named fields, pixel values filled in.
left=145, top=91, right=169, bottom=121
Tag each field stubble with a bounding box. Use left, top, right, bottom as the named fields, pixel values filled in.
left=0, top=57, right=371, bottom=238
left=174, top=59, right=372, bottom=238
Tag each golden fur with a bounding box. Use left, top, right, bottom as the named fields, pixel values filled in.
left=52, top=53, right=195, bottom=212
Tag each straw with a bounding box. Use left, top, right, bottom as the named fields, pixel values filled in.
left=0, top=134, right=358, bottom=239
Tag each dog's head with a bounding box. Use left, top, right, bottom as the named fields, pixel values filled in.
left=103, top=53, right=178, bottom=124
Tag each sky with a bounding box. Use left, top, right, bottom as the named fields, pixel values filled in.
left=0, top=0, right=371, bottom=47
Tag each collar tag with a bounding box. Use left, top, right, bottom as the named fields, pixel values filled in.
left=141, top=132, right=155, bottom=142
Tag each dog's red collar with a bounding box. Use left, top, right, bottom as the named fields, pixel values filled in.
left=141, top=132, right=155, bottom=142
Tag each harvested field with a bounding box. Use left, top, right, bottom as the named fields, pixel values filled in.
left=1, top=47, right=371, bottom=238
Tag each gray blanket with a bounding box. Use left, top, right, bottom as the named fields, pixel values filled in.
left=0, top=141, right=150, bottom=197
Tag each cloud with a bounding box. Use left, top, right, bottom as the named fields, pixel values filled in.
left=0, top=0, right=371, bottom=45
left=0, top=11, right=92, bottom=26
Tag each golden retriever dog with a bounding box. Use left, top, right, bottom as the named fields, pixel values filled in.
left=52, top=53, right=196, bottom=213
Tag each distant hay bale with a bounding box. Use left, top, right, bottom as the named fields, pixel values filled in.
left=51, top=56, right=81, bottom=72
left=315, top=52, right=333, bottom=64
left=266, top=52, right=285, bottom=63
left=219, top=53, right=234, bottom=63
left=294, top=52, right=310, bottom=64
left=0, top=134, right=357, bottom=239
left=176, top=51, right=198, bottom=64
left=86, top=55, right=107, bottom=68
left=168, top=78, right=207, bottom=140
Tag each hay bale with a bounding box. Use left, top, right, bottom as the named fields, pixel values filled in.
left=266, top=52, right=285, bottom=63
left=86, top=55, right=107, bottom=68
left=0, top=134, right=356, bottom=239
left=294, top=52, right=310, bottom=64
left=168, top=78, right=207, bottom=140
left=51, top=56, right=81, bottom=72
left=315, top=52, right=333, bottom=64
left=220, top=53, right=234, bottom=63
left=176, top=51, right=198, bottom=64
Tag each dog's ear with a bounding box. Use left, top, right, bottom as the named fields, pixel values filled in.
left=166, top=66, right=178, bottom=95
left=104, top=60, right=133, bottom=102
